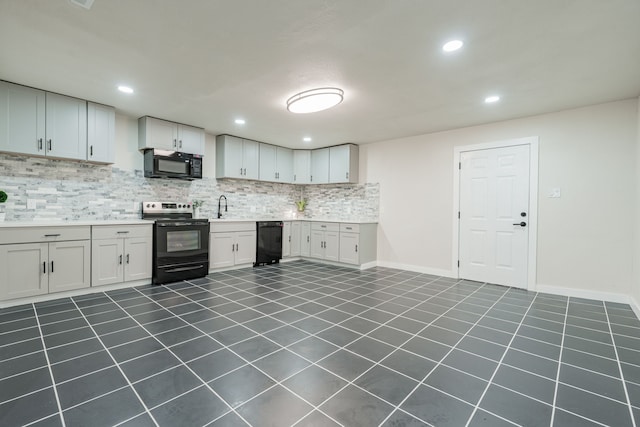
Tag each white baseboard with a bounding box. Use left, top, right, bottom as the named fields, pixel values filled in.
left=0, top=279, right=151, bottom=309
left=375, top=261, right=455, bottom=278
left=536, top=283, right=640, bottom=310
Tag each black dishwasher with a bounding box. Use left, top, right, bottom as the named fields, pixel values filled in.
left=255, top=221, right=283, bottom=266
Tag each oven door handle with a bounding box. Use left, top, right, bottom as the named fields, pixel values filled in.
left=156, top=222, right=209, bottom=227
left=163, top=265, right=205, bottom=273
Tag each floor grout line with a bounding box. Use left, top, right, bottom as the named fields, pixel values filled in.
left=549, top=294, right=570, bottom=426
left=32, top=303, right=66, bottom=427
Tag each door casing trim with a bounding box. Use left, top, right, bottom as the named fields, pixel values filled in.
left=452, top=136, right=539, bottom=290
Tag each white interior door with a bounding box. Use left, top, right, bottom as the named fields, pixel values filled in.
left=459, top=144, right=530, bottom=288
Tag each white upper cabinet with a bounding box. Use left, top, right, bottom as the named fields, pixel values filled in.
left=293, top=150, right=311, bottom=184
left=138, top=116, right=205, bottom=155
left=311, top=147, right=330, bottom=184
left=0, top=81, right=88, bottom=161
left=0, top=81, right=45, bottom=156
left=45, top=92, right=87, bottom=160
left=216, top=134, right=259, bottom=180
left=259, top=143, right=293, bottom=182
left=177, top=123, right=205, bottom=154
left=87, top=102, right=115, bottom=164
left=329, top=144, right=359, bottom=184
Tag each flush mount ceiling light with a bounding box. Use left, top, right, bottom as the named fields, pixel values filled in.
left=117, top=85, right=134, bottom=94
left=484, top=95, right=501, bottom=103
left=286, top=87, right=344, bottom=114
left=442, top=40, right=463, bottom=52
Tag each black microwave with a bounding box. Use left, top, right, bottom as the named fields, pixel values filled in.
left=143, top=149, right=203, bottom=180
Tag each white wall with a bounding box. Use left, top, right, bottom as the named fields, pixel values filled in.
left=634, top=97, right=640, bottom=310
left=360, top=99, right=639, bottom=298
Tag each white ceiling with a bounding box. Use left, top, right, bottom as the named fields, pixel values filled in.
left=1, top=0, right=639, bottom=149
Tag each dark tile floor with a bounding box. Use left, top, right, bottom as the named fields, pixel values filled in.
left=1, top=260, right=640, bottom=426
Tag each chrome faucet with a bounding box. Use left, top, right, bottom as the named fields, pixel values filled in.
left=217, top=195, right=227, bottom=219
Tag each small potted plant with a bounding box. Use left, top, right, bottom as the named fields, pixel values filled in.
left=192, top=200, right=204, bottom=218
left=0, top=190, right=7, bottom=221
left=295, top=199, right=307, bottom=212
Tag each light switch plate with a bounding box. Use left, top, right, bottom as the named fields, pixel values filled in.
left=548, top=188, right=561, bottom=198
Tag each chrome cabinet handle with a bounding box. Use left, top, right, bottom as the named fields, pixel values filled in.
left=119, top=255, right=123, bottom=265
left=346, top=172, right=349, bottom=179
left=50, top=261, right=54, bottom=273
left=240, top=168, right=243, bottom=176
left=232, top=244, right=235, bottom=252
left=355, top=244, right=358, bottom=252
left=90, top=145, right=93, bottom=156
left=126, top=254, right=130, bottom=264
left=47, top=139, right=52, bottom=150
left=44, top=234, right=61, bottom=237
left=43, top=262, right=46, bottom=274
left=179, top=140, right=183, bottom=149
left=173, top=139, right=177, bottom=148
left=38, top=138, right=43, bottom=150
left=116, top=231, right=129, bottom=234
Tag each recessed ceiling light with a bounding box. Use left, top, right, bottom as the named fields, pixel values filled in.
left=303, top=137, right=312, bottom=142
left=235, top=119, right=246, bottom=125
left=484, top=95, right=500, bottom=103
left=442, top=40, right=463, bottom=52
left=287, top=87, right=344, bottom=114
left=117, top=85, right=134, bottom=94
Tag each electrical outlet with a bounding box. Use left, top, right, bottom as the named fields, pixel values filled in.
left=27, top=199, right=37, bottom=210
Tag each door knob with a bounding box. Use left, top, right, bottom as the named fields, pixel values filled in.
left=513, top=222, right=527, bottom=227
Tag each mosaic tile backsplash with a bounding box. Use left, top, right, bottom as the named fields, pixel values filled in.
left=0, top=153, right=379, bottom=222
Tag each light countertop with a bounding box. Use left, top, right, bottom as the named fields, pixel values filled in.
left=0, top=219, right=154, bottom=228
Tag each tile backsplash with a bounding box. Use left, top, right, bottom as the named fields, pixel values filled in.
left=0, top=153, right=379, bottom=222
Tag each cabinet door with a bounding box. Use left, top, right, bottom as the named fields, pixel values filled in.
left=92, top=238, right=123, bottom=286
left=300, top=222, right=311, bottom=257
left=124, top=237, right=152, bottom=282
left=217, top=135, right=244, bottom=179
left=329, top=145, right=349, bottom=183
left=339, top=232, right=360, bottom=265
left=243, top=139, right=260, bottom=180
left=148, top=117, right=178, bottom=150
left=311, top=148, right=329, bottom=184
left=210, top=232, right=235, bottom=269
left=276, top=147, right=293, bottom=183
left=45, top=92, right=87, bottom=160
left=324, top=231, right=340, bottom=262
left=235, top=231, right=256, bottom=265
left=0, top=243, right=48, bottom=300
left=293, top=150, right=311, bottom=184
left=87, top=102, right=115, bottom=163
left=281, top=222, right=291, bottom=257
left=330, top=144, right=359, bottom=183
left=310, top=230, right=325, bottom=259
left=178, top=124, right=204, bottom=155
left=259, top=143, right=277, bottom=181
left=0, top=81, right=45, bottom=156
left=49, top=240, right=90, bottom=293
left=290, top=222, right=301, bottom=257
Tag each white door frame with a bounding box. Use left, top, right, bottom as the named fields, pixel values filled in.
left=452, top=136, right=539, bottom=290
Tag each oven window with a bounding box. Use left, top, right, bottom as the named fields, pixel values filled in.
left=166, top=230, right=201, bottom=252
left=158, top=158, right=189, bottom=175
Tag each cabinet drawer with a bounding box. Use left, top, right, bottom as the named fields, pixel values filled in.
left=0, top=226, right=90, bottom=245
left=210, top=221, right=255, bottom=233
left=311, top=222, right=339, bottom=232
left=340, top=223, right=359, bottom=233
left=92, top=225, right=152, bottom=240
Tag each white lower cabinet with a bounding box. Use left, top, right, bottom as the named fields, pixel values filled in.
left=300, top=222, right=311, bottom=257
left=282, top=221, right=292, bottom=257
left=338, top=223, right=377, bottom=266
left=290, top=221, right=301, bottom=257
left=91, top=225, right=152, bottom=287
left=0, top=226, right=91, bottom=301
left=210, top=222, right=256, bottom=270
left=310, top=222, right=339, bottom=262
